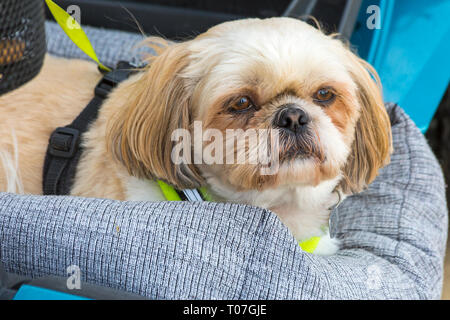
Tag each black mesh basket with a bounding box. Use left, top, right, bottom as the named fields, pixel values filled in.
left=0, top=0, right=46, bottom=95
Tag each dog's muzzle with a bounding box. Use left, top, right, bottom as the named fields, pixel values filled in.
left=272, top=104, right=323, bottom=162
left=273, top=104, right=310, bottom=133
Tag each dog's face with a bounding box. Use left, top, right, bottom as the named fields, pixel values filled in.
left=107, top=18, right=392, bottom=195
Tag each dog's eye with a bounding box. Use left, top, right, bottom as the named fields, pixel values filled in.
left=314, top=88, right=335, bottom=104
left=231, top=96, right=254, bottom=112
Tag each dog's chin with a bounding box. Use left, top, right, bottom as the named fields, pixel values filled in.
left=277, top=129, right=325, bottom=163
left=278, top=149, right=325, bottom=165
left=277, top=155, right=340, bottom=186
left=202, top=151, right=341, bottom=193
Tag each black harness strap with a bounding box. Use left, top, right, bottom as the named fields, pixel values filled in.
left=43, top=61, right=136, bottom=195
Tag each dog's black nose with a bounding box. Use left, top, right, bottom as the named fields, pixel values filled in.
left=275, top=105, right=310, bottom=132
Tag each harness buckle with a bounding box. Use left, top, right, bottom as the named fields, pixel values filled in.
left=48, top=127, right=80, bottom=158
left=94, top=76, right=114, bottom=99
left=94, top=68, right=134, bottom=99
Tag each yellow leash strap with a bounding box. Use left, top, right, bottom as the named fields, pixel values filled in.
left=45, top=0, right=111, bottom=72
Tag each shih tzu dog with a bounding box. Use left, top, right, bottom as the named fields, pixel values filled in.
left=0, top=18, right=392, bottom=255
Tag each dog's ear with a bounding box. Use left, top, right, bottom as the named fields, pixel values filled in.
left=107, top=41, right=204, bottom=189
left=340, top=53, right=392, bottom=194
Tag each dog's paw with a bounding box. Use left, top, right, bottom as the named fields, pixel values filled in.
left=313, top=233, right=340, bottom=256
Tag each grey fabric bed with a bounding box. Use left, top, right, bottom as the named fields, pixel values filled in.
left=0, top=22, right=447, bottom=299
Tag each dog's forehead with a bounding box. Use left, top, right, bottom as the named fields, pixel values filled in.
left=192, top=18, right=352, bottom=88
left=189, top=18, right=357, bottom=112
left=206, top=17, right=333, bottom=58
left=206, top=17, right=322, bottom=39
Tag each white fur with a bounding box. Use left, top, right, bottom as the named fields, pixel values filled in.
left=0, top=129, right=23, bottom=194
left=126, top=176, right=166, bottom=201
left=314, top=232, right=341, bottom=256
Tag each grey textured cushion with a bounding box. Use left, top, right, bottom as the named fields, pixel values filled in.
left=0, top=22, right=447, bottom=300
left=45, top=22, right=150, bottom=67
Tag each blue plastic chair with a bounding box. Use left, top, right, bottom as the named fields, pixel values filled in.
left=351, top=0, right=450, bottom=132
